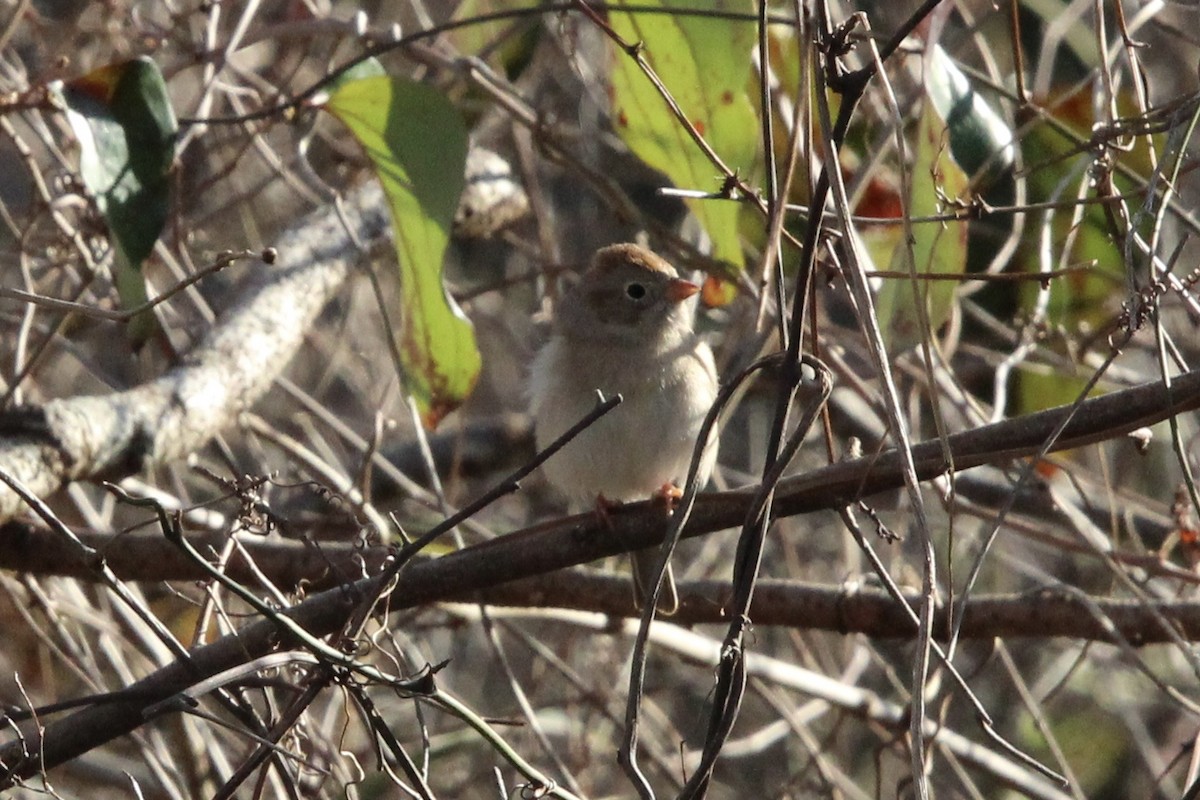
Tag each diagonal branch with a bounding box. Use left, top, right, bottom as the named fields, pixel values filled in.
left=0, top=183, right=390, bottom=523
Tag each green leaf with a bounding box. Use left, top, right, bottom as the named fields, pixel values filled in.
left=608, top=0, right=758, bottom=272
left=61, top=56, right=177, bottom=346
left=325, top=76, right=478, bottom=427
left=878, top=50, right=969, bottom=350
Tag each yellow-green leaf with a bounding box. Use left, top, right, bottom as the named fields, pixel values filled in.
left=325, top=77, right=478, bottom=427
left=608, top=0, right=758, bottom=272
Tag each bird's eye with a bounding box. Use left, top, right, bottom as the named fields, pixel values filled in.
left=625, top=282, right=647, bottom=300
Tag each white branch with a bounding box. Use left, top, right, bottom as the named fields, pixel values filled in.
left=0, top=183, right=390, bottom=522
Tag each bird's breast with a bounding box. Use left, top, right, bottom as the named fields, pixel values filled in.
left=530, top=336, right=718, bottom=504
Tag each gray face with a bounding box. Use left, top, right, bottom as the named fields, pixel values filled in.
left=557, top=245, right=697, bottom=349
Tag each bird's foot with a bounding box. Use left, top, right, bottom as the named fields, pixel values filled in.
left=592, top=493, right=621, bottom=530
left=651, top=482, right=683, bottom=513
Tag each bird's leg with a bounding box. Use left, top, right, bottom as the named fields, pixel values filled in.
left=637, top=484, right=683, bottom=614
left=590, top=491, right=680, bottom=613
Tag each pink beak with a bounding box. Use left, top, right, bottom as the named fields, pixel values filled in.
left=666, top=278, right=700, bottom=302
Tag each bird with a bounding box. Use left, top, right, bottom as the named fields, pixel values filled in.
left=530, top=243, right=719, bottom=613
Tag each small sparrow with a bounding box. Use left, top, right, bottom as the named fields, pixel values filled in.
left=530, top=243, right=719, bottom=613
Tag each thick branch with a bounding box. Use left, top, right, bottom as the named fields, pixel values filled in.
left=0, top=183, right=389, bottom=522
left=467, top=573, right=1200, bottom=645
left=5, top=520, right=1196, bottom=643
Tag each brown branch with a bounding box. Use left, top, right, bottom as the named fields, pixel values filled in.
left=464, top=573, right=1200, bottom=645
left=0, top=365, right=1194, bottom=595
left=2, top=517, right=1191, bottom=643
